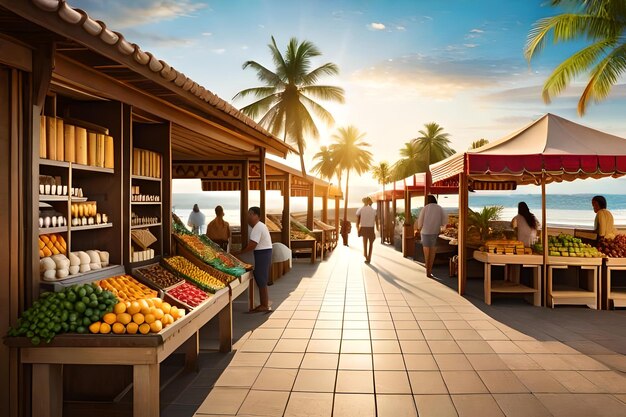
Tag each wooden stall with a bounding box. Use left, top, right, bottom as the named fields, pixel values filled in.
left=0, top=1, right=292, bottom=416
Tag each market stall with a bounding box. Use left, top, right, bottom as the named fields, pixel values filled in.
left=430, top=113, right=626, bottom=307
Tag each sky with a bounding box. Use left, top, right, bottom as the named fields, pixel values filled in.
left=71, top=0, right=626, bottom=197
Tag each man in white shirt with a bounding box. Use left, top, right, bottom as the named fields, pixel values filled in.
left=356, top=197, right=379, bottom=264
left=237, top=207, right=273, bottom=312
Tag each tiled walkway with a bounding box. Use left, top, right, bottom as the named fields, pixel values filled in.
left=189, top=239, right=626, bottom=417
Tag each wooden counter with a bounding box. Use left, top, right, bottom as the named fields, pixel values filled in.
left=473, top=251, right=543, bottom=306
left=5, top=287, right=231, bottom=417
left=547, top=256, right=602, bottom=309
left=605, top=257, right=626, bottom=309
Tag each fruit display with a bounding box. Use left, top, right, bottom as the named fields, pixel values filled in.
left=39, top=234, right=67, bottom=257
left=597, top=234, right=626, bottom=258
left=199, top=234, right=252, bottom=269
left=291, top=229, right=315, bottom=240
left=98, top=275, right=158, bottom=301
left=545, top=233, right=604, bottom=257
left=162, top=256, right=226, bottom=293
left=167, top=282, right=210, bottom=308
left=135, top=264, right=183, bottom=290
left=7, top=283, right=119, bottom=344
left=175, top=233, right=249, bottom=276
left=88, top=297, right=184, bottom=335
left=40, top=250, right=110, bottom=281
left=480, top=240, right=532, bottom=255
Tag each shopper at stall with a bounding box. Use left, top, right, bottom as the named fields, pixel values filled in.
left=592, top=195, right=618, bottom=239
left=187, top=204, right=205, bottom=235
left=416, top=195, right=447, bottom=278
left=206, top=205, right=230, bottom=251
left=511, top=202, right=541, bottom=246
left=237, top=207, right=272, bottom=312
left=356, top=197, right=379, bottom=264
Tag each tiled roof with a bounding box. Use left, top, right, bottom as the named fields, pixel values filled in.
left=31, top=0, right=285, bottom=147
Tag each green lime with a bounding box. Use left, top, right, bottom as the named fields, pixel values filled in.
left=31, top=336, right=41, bottom=345
left=85, top=308, right=94, bottom=317
left=85, top=285, right=94, bottom=295
left=82, top=296, right=90, bottom=305
left=69, top=312, right=77, bottom=322
left=90, top=314, right=100, bottom=323
left=67, top=292, right=76, bottom=302
left=82, top=317, right=91, bottom=327
left=76, top=326, right=86, bottom=334
left=89, top=300, right=98, bottom=308
left=98, top=304, right=106, bottom=311
left=78, top=288, right=86, bottom=298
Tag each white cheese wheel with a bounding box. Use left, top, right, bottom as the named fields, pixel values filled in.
left=69, top=265, right=80, bottom=275
left=69, top=252, right=80, bottom=266
left=40, top=257, right=56, bottom=271
left=98, top=251, right=110, bottom=267
left=43, top=269, right=57, bottom=280
left=79, top=264, right=91, bottom=273
left=56, top=268, right=69, bottom=279
left=77, top=251, right=90, bottom=265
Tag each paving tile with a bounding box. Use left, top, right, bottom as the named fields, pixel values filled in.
left=372, top=340, right=401, bottom=354
left=238, top=389, right=290, bottom=417
left=427, top=341, right=461, bottom=354
left=456, top=340, right=495, bottom=354
left=300, top=352, right=339, bottom=370
left=345, top=312, right=368, bottom=321
left=369, top=320, right=394, bottom=329
left=477, top=370, right=529, bottom=393
left=342, top=329, right=371, bottom=340
left=444, top=321, right=473, bottom=330
left=293, top=369, right=337, bottom=392
left=528, top=354, right=575, bottom=370
left=370, top=329, right=399, bottom=340
left=375, top=370, right=412, bottom=394
left=376, top=394, right=418, bottom=417
left=499, top=354, right=542, bottom=370
left=448, top=329, right=482, bottom=341
left=229, top=352, right=270, bottom=367
left=314, top=320, right=343, bottom=329
left=373, top=354, right=406, bottom=370
left=591, top=354, right=626, bottom=372
left=292, top=310, right=319, bottom=320
left=265, top=352, right=304, bottom=369
left=434, top=354, right=473, bottom=371
left=284, top=392, right=334, bottom=417
left=513, top=370, right=569, bottom=393
left=214, top=367, right=262, bottom=388
left=486, top=341, right=524, bottom=354
left=307, top=339, right=341, bottom=353
left=560, top=354, right=609, bottom=371
left=287, top=319, right=317, bottom=329
left=535, top=393, right=626, bottom=417
left=395, top=329, right=425, bottom=340
left=343, top=320, right=370, bottom=329
left=404, top=354, right=439, bottom=371
left=239, top=339, right=278, bottom=353
left=419, top=321, right=447, bottom=330
left=477, top=329, right=509, bottom=341
left=312, top=329, right=343, bottom=339
left=273, top=339, right=309, bottom=353
left=451, top=394, right=505, bottom=417
left=515, top=341, right=552, bottom=354
left=281, top=328, right=314, bottom=339
left=441, top=371, right=489, bottom=394
left=408, top=371, right=449, bottom=394
left=548, top=371, right=602, bottom=393
left=466, top=354, right=508, bottom=370
left=248, top=328, right=284, bottom=340
left=341, top=340, right=372, bottom=354
left=578, top=370, right=626, bottom=393
left=395, top=321, right=420, bottom=330
left=333, top=393, right=376, bottom=417
left=251, top=368, right=297, bottom=391
left=368, top=312, right=392, bottom=321
left=492, top=393, right=552, bottom=417
left=336, top=370, right=375, bottom=393
left=413, top=394, right=458, bottom=417
left=400, top=340, right=431, bottom=354
left=339, top=353, right=373, bottom=370
left=260, top=318, right=289, bottom=329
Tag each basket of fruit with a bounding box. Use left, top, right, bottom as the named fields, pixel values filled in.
left=161, top=256, right=226, bottom=293
left=164, top=281, right=212, bottom=310
left=132, top=263, right=184, bottom=291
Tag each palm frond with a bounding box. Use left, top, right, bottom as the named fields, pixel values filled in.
left=301, top=63, right=341, bottom=86
left=579, top=42, right=626, bottom=114
left=299, top=94, right=336, bottom=126
left=239, top=94, right=280, bottom=120
left=233, top=86, right=278, bottom=101
left=241, top=60, right=284, bottom=86
left=299, top=85, right=346, bottom=103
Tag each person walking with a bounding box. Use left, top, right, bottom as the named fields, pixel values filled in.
left=187, top=204, right=205, bottom=235
left=206, top=205, right=230, bottom=251
left=416, top=195, right=447, bottom=278
left=237, top=207, right=272, bottom=312
left=356, top=197, right=379, bottom=264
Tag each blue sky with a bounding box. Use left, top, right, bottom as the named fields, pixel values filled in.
left=72, top=0, right=626, bottom=196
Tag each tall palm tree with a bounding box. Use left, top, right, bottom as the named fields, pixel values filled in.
left=413, top=122, right=455, bottom=167
left=234, top=36, right=345, bottom=175
left=371, top=161, right=392, bottom=243
left=470, top=138, right=489, bottom=150
left=312, top=145, right=338, bottom=181
left=391, top=141, right=425, bottom=182
left=330, top=126, right=373, bottom=222
left=525, top=0, right=626, bottom=115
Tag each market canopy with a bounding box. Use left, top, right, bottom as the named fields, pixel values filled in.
left=430, top=113, right=626, bottom=185
left=369, top=173, right=459, bottom=201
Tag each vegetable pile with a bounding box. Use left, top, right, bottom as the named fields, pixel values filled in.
left=7, top=283, right=118, bottom=344
left=546, top=234, right=604, bottom=258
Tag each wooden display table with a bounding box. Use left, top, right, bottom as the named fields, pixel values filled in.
left=605, top=257, right=626, bottom=309
left=291, top=238, right=317, bottom=263
left=547, top=256, right=602, bottom=309
left=5, top=288, right=231, bottom=417
left=473, top=251, right=542, bottom=306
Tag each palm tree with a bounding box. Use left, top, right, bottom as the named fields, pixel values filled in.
left=391, top=141, right=425, bottom=181
left=234, top=36, right=345, bottom=175
left=330, top=126, right=373, bottom=222
left=470, top=138, right=489, bottom=150
left=525, top=0, right=626, bottom=115
left=413, top=122, right=455, bottom=167
left=371, top=161, right=392, bottom=243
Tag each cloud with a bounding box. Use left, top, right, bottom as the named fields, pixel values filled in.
left=70, top=0, right=207, bottom=28
left=463, top=43, right=479, bottom=48
left=121, top=28, right=192, bottom=47
left=211, top=48, right=226, bottom=54
left=370, top=22, right=386, bottom=30
left=470, top=28, right=484, bottom=33
left=202, top=32, right=213, bottom=37
left=396, top=26, right=406, bottom=31
left=481, top=84, right=626, bottom=104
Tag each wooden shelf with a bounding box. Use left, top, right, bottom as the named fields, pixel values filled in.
left=71, top=163, right=114, bottom=174
left=129, top=257, right=160, bottom=268
left=39, top=159, right=70, bottom=169
left=491, top=281, right=538, bottom=294
left=39, top=195, right=70, bottom=201
left=131, top=201, right=161, bottom=205
left=131, top=222, right=162, bottom=229
left=71, top=223, right=113, bottom=232
left=41, top=264, right=125, bottom=289
left=39, top=226, right=68, bottom=235
left=132, top=175, right=161, bottom=182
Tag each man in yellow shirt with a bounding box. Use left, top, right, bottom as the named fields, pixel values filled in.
left=592, top=195, right=617, bottom=239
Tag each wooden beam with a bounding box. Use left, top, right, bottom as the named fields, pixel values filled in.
left=322, top=194, right=328, bottom=224
left=240, top=160, right=249, bottom=248
left=541, top=174, right=547, bottom=306
left=334, top=197, right=340, bottom=245
left=307, top=182, right=314, bottom=230
left=282, top=174, right=291, bottom=247
left=0, top=36, right=32, bottom=72
left=32, top=42, right=54, bottom=110
left=259, top=148, right=266, bottom=223
left=458, top=172, right=468, bottom=295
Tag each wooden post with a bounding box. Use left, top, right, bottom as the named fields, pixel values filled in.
left=218, top=303, right=233, bottom=352
left=541, top=174, right=548, bottom=306
left=322, top=193, right=328, bottom=224
left=334, top=196, right=340, bottom=244
left=259, top=148, right=267, bottom=223
left=424, top=169, right=432, bottom=205
left=282, top=174, right=291, bottom=247
left=240, top=160, right=249, bottom=248
left=307, top=180, right=314, bottom=230
left=32, top=364, right=63, bottom=417
left=133, top=364, right=160, bottom=417
left=183, top=332, right=200, bottom=371
left=458, top=172, right=468, bottom=295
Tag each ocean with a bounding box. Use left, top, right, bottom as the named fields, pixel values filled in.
left=172, top=192, right=626, bottom=229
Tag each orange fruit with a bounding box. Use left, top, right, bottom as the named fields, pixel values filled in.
left=145, top=298, right=154, bottom=308
left=152, top=298, right=163, bottom=308
left=103, top=313, right=117, bottom=325
left=126, top=322, right=139, bottom=334
left=161, top=302, right=171, bottom=314
left=144, top=313, right=156, bottom=324
left=163, top=314, right=174, bottom=325
left=113, top=302, right=126, bottom=315
left=117, top=313, right=132, bottom=325
left=132, top=313, right=145, bottom=324
left=99, top=323, right=111, bottom=334
left=150, top=320, right=163, bottom=333
left=112, top=323, right=126, bottom=334
left=89, top=321, right=101, bottom=334
left=153, top=309, right=164, bottom=320
left=177, top=309, right=186, bottom=319
left=127, top=301, right=141, bottom=315
left=170, top=306, right=179, bottom=319
left=125, top=301, right=131, bottom=308
left=138, top=323, right=150, bottom=335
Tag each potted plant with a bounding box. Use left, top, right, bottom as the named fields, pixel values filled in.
left=468, top=205, right=503, bottom=242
